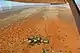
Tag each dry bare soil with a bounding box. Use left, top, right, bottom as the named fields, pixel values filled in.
left=0, top=6, right=80, bottom=53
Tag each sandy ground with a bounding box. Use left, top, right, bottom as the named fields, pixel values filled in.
left=10, top=0, right=66, bottom=3
left=0, top=7, right=44, bottom=28
left=0, top=4, right=80, bottom=53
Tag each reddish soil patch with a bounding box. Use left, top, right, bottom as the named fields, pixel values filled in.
left=0, top=12, right=80, bottom=53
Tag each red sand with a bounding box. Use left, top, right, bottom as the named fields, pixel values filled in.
left=9, top=0, right=66, bottom=3
left=0, top=12, right=80, bottom=53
